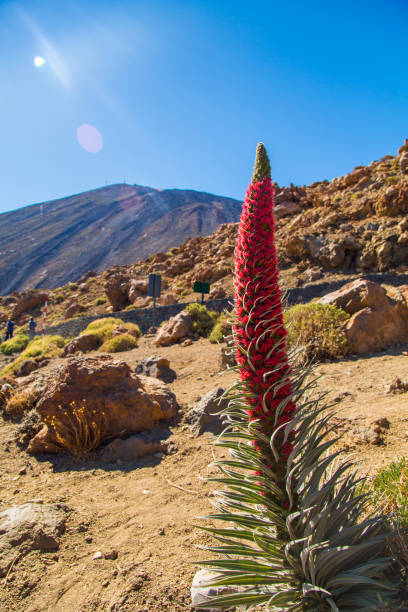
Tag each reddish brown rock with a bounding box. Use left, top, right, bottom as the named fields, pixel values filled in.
left=128, top=279, right=148, bottom=303
left=319, top=278, right=408, bottom=354
left=64, top=300, right=82, bottom=319
left=10, top=291, right=47, bottom=324
left=62, top=333, right=100, bottom=356
left=104, top=274, right=130, bottom=311
left=154, top=310, right=193, bottom=346
left=27, top=355, right=177, bottom=453
left=274, top=201, right=301, bottom=220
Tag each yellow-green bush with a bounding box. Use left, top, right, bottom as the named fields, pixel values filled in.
left=1, top=335, right=66, bottom=377
left=209, top=313, right=232, bottom=344
left=283, top=302, right=350, bottom=360
left=0, top=334, right=29, bottom=355
left=99, top=333, right=138, bottom=353
left=81, top=317, right=141, bottom=345
left=186, top=303, right=218, bottom=337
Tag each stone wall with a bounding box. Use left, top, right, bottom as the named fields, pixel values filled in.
left=45, top=272, right=408, bottom=338
left=45, top=298, right=233, bottom=338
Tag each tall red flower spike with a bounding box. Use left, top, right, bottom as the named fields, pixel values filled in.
left=234, top=143, right=296, bottom=464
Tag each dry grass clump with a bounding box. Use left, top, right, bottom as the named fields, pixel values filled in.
left=43, top=400, right=106, bottom=458
left=4, top=390, right=37, bottom=421
left=1, top=335, right=66, bottom=377
left=283, top=302, right=350, bottom=360
left=99, top=333, right=138, bottom=353
left=81, top=317, right=141, bottom=344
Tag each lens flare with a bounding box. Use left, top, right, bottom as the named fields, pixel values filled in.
left=76, top=124, right=103, bottom=153
left=34, top=56, right=46, bottom=67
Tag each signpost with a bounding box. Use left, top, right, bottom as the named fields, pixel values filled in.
left=193, top=281, right=210, bottom=304
left=147, top=274, right=162, bottom=327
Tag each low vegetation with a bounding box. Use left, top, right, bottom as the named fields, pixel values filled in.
left=1, top=335, right=66, bottom=377
left=80, top=317, right=141, bottom=352
left=185, top=303, right=218, bottom=337
left=368, top=457, right=408, bottom=524
left=0, top=334, right=29, bottom=355
left=4, top=390, right=37, bottom=421
left=43, top=400, right=106, bottom=458
left=209, top=313, right=232, bottom=343
left=284, top=302, right=351, bottom=360
left=99, top=333, right=138, bottom=353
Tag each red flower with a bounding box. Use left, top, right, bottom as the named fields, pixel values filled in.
left=234, top=143, right=296, bottom=466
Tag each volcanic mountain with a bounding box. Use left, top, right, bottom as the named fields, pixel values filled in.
left=0, top=183, right=242, bottom=294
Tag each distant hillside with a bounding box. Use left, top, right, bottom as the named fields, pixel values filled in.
left=0, top=183, right=242, bottom=294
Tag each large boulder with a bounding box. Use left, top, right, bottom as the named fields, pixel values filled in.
left=104, top=274, right=130, bottom=311
left=318, top=278, right=388, bottom=315
left=185, top=388, right=228, bottom=436
left=0, top=503, right=68, bottom=577
left=27, top=355, right=178, bottom=453
left=128, top=279, right=148, bottom=303
left=318, top=278, right=408, bottom=354
left=154, top=310, right=193, bottom=346
left=62, top=333, right=100, bottom=356
left=10, top=290, right=47, bottom=324
left=274, top=200, right=301, bottom=220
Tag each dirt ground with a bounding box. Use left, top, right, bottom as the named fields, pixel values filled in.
left=1, top=336, right=408, bottom=611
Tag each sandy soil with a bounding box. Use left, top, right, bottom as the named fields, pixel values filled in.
left=1, top=337, right=408, bottom=611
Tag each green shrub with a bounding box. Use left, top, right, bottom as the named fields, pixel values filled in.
left=283, top=302, right=350, bottom=360
left=186, top=303, right=218, bottom=337
left=94, top=297, right=106, bottom=305
left=386, top=175, right=399, bottom=185
left=209, top=313, right=232, bottom=343
left=0, top=334, right=29, bottom=355
left=1, top=335, right=66, bottom=377
left=53, top=293, right=65, bottom=304
left=368, top=458, right=408, bottom=524
left=99, top=333, right=138, bottom=353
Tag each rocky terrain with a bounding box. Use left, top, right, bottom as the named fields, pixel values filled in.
left=1, top=140, right=408, bottom=610
left=2, top=140, right=408, bottom=329
left=0, top=184, right=241, bottom=294
left=1, top=332, right=408, bottom=611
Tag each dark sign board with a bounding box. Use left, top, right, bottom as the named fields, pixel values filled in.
left=193, top=281, right=210, bottom=294
left=148, top=274, right=162, bottom=298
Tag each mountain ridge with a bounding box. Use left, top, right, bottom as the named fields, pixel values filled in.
left=0, top=183, right=242, bottom=294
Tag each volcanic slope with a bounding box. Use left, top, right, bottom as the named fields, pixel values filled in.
left=0, top=183, right=242, bottom=294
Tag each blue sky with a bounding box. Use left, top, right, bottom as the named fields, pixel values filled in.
left=0, top=0, right=407, bottom=213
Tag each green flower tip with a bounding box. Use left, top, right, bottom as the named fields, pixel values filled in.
left=251, top=142, right=271, bottom=183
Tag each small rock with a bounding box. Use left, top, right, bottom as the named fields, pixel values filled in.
left=18, top=467, right=27, bottom=475
left=185, top=388, right=229, bottom=436
left=104, top=549, right=118, bottom=560
left=93, top=551, right=103, bottom=560
left=102, top=579, right=109, bottom=587
left=158, top=527, right=165, bottom=535
left=85, top=536, right=93, bottom=544
left=372, top=417, right=390, bottom=430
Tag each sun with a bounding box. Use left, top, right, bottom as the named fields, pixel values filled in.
left=33, top=56, right=46, bottom=68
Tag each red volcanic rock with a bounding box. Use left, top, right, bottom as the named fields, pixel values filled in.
left=27, top=355, right=177, bottom=453
left=319, top=278, right=408, bottom=354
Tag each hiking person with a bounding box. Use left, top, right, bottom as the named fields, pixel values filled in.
left=4, top=318, right=14, bottom=340
left=29, top=316, right=36, bottom=340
